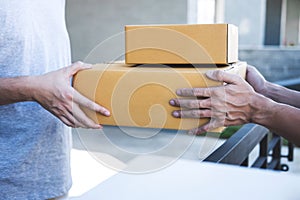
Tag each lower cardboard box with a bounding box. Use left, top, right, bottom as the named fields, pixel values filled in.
left=73, top=62, right=247, bottom=132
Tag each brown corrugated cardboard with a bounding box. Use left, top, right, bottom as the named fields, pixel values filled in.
left=125, top=24, right=238, bottom=64
left=73, top=62, right=246, bottom=132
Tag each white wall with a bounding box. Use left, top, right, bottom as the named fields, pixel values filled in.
left=223, top=0, right=266, bottom=47
left=285, top=0, right=300, bottom=46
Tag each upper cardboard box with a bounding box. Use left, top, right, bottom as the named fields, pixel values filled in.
left=125, top=24, right=238, bottom=64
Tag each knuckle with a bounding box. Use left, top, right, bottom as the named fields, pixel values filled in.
left=215, top=111, right=225, bottom=119
left=206, top=99, right=212, bottom=107
left=174, top=99, right=180, bottom=106
left=61, top=67, right=70, bottom=76
left=197, top=100, right=203, bottom=108
left=192, top=88, right=199, bottom=96
left=185, top=89, right=192, bottom=96
left=84, top=101, right=95, bottom=110
left=215, top=70, right=223, bottom=80
left=199, top=99, right=208, bottom=108
left=64, top=90, right=74, bottom=101
left=233, top=76, right=242, bottom=84
left=56, top=104, right=65, bottom=112
left=191, top=110, right=199, bottom=117
left=179, top=111, right=185, bottom=117
left=61, top=90, right=74, bottom=102
left=203, top=109, right=211, bottom=117
left=205, top=88, right=212, bottom=96
left=211, top=89, right=221, bottom=97
left=74, top=61, right=83, bottom=66
left=64, top=103, right=73, bottom=112
left=212, top=111, right=222, bottom=119
left=187, top=101, right=196, bottom=108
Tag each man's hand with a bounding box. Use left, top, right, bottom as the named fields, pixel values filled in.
left=170, top=69, right=266, bottom=135
left=246, top=65, right=268, bottom=95
left=30, top=61, right=110, bottom=129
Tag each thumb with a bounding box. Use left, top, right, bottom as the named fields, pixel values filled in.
left=68, top=61, right=93, bottom=76
left=205, top=70, right=240, bottom=84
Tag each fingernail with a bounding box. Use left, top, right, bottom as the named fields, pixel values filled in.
left=104, top=110, right=110, bottom=116
left=176, top=89, right=182, bottom=96
left=172, top=111, right=180, bottom=118
left=85, top=64, right=93, bottom=68
left=206, top=70, right=214, bottom=77
left=97, top=124, right=103, bottom=129
left=169, top=99, right=175, bottom=106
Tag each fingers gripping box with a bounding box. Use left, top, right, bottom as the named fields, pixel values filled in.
left=73, top=62, right=246, bottom=132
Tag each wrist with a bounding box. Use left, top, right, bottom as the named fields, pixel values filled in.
left=0, top=75, right=41, bottom=105
left=24, top=75, right=40, bottom=102
left=262, top=81, right=286, bottom=103
left=249, top=93, right=275, bottom=126
left=253, top=80, right=270, bottom=98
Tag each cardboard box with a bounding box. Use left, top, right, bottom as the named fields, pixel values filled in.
left=73, top=62, right=246, bottom=132
left=125, top=24, right=238, bottom=64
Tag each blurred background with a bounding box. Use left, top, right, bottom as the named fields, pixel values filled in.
left=65, top=2, right=300, bottom=195
left=66, top=0, right=300, bottom=82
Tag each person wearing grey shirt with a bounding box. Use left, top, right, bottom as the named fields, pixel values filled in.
left=0, top=1, right=110, bottom=199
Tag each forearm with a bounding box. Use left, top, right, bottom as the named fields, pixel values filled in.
left=1, top=62, right=110, bottom=129
left=252, top=96, right=300, bottom=146
left=263, top=82, right=300, bottom=108
left=0, top=76, right=35, bottom=105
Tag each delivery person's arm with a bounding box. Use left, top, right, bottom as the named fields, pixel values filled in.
left=0, top=61, right=110, bottom=128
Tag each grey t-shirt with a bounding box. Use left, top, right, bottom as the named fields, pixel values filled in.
left=0, top=0, right=72, bottom=199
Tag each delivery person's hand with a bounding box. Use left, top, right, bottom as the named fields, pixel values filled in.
left=31, top=61, right=110, bottom=128
left=169, top=69, right=267, bottom=134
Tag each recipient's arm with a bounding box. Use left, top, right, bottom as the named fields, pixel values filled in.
left=170, top=70, right=300, bottom=146
left=250, top=94, right=300, bottom=146
left=247, top=65, right=300, bottom=108
left=0, top=62, right=110, bottom=128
